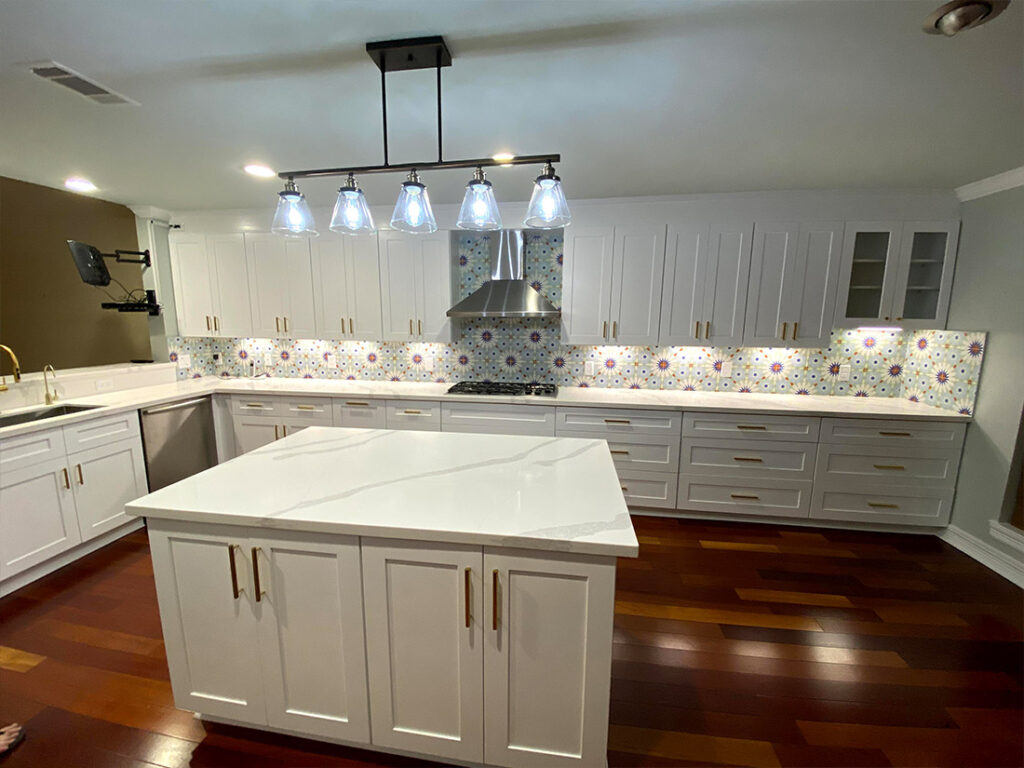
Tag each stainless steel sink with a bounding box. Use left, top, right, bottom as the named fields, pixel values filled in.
left=0, top=404, right=101, bottom=429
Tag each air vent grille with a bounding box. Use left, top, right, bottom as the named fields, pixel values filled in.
left=28, top=60, right=136, bottom=105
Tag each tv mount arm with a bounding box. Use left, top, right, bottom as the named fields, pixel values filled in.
left=104, top=249, right=151, bottom=267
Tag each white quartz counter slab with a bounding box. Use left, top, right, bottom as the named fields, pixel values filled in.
left=127, top=427, right=639, bottom=558
left=0, top=375, right=970, bottom=441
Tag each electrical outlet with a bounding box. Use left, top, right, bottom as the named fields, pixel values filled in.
left=838, top=364, right=851, bottom=381
left=584, top=361, right=597, bottom=376
left=424, top=356, right=435, bottom=373
left=324, top=352, right=338, bottom=369
left=262, top=353, right=272, bottom=368
left=176, top=353, right=191, bottom=369
left=721, top=362, right=733, bottom=377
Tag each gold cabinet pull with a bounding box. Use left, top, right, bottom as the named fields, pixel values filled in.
left=206, top=316, right=212, bottom=331
left=873, top=464, right=906, bottom=471
left=282, top=424, right=288, bottom=437
left=75, top=464, right=84, bottom=485
left=245, top=402, right=265, bottom=408
left=418, top=319, right=422, bottom=336
left=409, top=319, right=413, bottom=335
left=349, top=317, right=354, bottom=334
left=464, top=567, right=472, bottom=628
left=602, top=320, right=608, bottom=339
left=275, top=317, right=281, bottom=332
left=609, top=449, right=630, bottom=455
left=61, top=467, right=70, bottom=489
left=730, top=493, right=760, bottom=500
left=214, top=316, right=220, bottom=332
left=694, top=321, right=700, bottom=340
left=879, top=431, right=912, bottom=437
left=620, top=485, right=629, bottom=492
left=227, top=544, right=242, bottom=599
left=604, top=418, right=631, bottom=424
left=295, top=404, right=316, bottom=411
left=283, top=317, right=289, bottom=333
left=403, top=409, right=422, bottom=415
left=792, top=321, right=799, bottom=340
left=733, top=456, right=764, bottom=463
left=274, top=424, right=280, bottom=440
left=612, top=320, right=618, bottom=339
left=251, top=547, right=264, bottom=602
left=492, top=569, right=499, bottom=631
left=736, top=425, right=768, bottom=431
left=345, top=401, right=370, bottom=407
left=705, top=321, right=710, bottom=339
left=781, top=321, right=788, bottom=340
left=867, top=502, right=900, bottom=509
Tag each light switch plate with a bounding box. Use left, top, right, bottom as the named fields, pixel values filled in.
left=721, top=362, right=733, bottom=377
left=838, top=364, right=851, bottom=381
left=176, top=353, right=191, bottom=369
left=263, top=353, right=272, bottom=368
left=324, top=352, right=338, bottom=369
left=584, top=361, right=597, bottom=376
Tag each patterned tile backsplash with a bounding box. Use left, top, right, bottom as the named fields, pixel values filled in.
left=168, top=231, right=986, bottom=415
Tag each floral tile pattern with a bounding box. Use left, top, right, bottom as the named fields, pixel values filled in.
left=166, top=231, right=986, bottom=414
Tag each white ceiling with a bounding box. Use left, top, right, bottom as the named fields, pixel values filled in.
left=1, top=0, right=1021, bottom=211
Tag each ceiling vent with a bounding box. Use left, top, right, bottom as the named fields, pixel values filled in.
left=28, top=61, right=137, bottom=105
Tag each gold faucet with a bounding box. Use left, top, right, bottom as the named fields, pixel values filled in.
left=0, top=344, right=21, bottom=393
left=43, top=364, right=58, bottom=405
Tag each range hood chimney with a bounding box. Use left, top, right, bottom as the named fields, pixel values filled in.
left=446, top=230, right=561, bottom=319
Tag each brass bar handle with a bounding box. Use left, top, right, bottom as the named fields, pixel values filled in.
left=274, top=424, right=280, bottom=440
left=275, top=317, right=281, bottom=333
left=733, top=456, right=764, bottom=463
left=737, top=425, right=768, bottom=431
left=349, top=317, right=354, bottom=334
left=603, top=320, right=608, bottom=339
left=283, top=317, right=289, bottom=333
left=620, top=485, right=629, bottom=492
left=294, top=404, right=316, bottom=411
left=609, top=449, right=630, bottom=455
left=214, top=316, right=220, bottom=332
left=695, top=321, right=700, bottom=340
left=705, top=321, right=710, bottom=339
left=731, top=493, right=760, bottom=500
left=792, top=322, right=799, bottom=341
left=464, top=567, right=471, bottom=628
left=418, top=319, right=422, bottom=336
left=245, top=402, right=266, bottom=408
left=403, top=409, right=422, bottom=415
left=612, top=320, right=618, bottom=339
left=282, top=425, right=288, bottom=437
left=206, top=316, right=212, bottom=331
left=252, top=547, right=264, bottom=602
left=409, top=319, right=413, bottom=335
left=604, top=418, right=631, bottom=424
left=492, top=569, right=499, bottom=631
left=879, top=431, right=912, bottom=437
left=873, top=464, right=906, bottom=471
left=227, top=545, right=242, bottom=599
left=345, top=401, right=370, bottom=407
left=76, top=464, right=84, bottom=485
left=781, top=321, right=788, bottom=340
left=868, top=502, right=900, bottom=509
left=62, top=467, right=70, bottom=489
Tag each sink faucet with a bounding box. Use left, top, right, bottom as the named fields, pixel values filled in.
left=0, top=344, right=21, bottom=393
left=43, top=364, right=58, bottom=405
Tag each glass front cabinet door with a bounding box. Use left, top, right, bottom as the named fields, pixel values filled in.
left=891, top=222, right=960, bottom=330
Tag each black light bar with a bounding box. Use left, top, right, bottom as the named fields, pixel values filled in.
left=278, top=153, right=561, bottom=181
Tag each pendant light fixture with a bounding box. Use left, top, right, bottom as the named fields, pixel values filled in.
left=329, top=173, right=375, bottom=235
left=390, top=170, right=437, bottom=233
left=524, top=162, right=571, bottom=229
left=456, top=167, right=502, bottom=231
left=271, top=178, right=318, bottom=238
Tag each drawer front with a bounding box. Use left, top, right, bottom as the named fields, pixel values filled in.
left=555, top=408, right=681, bottom=437
left=0, top=427, right=67, bottom=474
left=811, top=487, right=952, bottom=527
left=63, top=412, right=141, bottom=453
left=280, top=397, right=333, bottom=422
left=230, top=396, right=281, bottom=416
left=820, top=418, right=966, bottom=447
left=815, top=444, right=960, bottom=489
left=680, top=438, right=816, bottom=481
left=441, top=403, right=555, bottom=436
left=616, top=469, right=678, bottom=510
left=559, top=430, right=678, bottom=473
left=385, top=400, right=441, bottom=432
left=682, top=412, right=819, bottom=442
left=677, top=474, right=812, bottom=519
left=334, top=399, right=387, bottom=429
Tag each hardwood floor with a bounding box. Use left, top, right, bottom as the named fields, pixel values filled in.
left=1, top=517, right=1021, bottom=767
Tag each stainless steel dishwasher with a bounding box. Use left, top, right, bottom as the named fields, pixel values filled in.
left=140, top=396, right=218, bottom=491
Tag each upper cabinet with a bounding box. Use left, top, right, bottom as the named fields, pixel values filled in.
left=244, top=234, right=317, bottom=338
left=169, top=232, right=252, bottom=337
left=378, top=230, right=452, bottom=343
left=561, top=225, right=666, bottom=346
left=835, top=221, right=958, bottom=329
left=743, top=222, right=843, bottom=348
left=311, top=234, right=384, bottom=340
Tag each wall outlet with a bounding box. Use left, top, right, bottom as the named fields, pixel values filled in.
left=324, top=352, right=338, bottom=369
left=176, top=353, right=191, bottom=369
left=95, top=377, right=114, bottom=391
left=262, top=353, right=272, bottom=368
left=584, top=361, right=597, bottom=376
left=838, top=364, right=851, bottom=381
left=721, top=362, right=733, bottom=377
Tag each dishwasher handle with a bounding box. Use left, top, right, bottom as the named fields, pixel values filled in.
left=141, top=397, right=211, bottom=416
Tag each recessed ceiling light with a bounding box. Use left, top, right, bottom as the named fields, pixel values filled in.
left=491, top=152, right=515, bottom=166
left=64, top=176, right=98, bottom=193
left=244, top=163, right=277, bottom=178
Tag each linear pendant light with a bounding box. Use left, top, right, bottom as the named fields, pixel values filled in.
left=267, top=37, right=568, bottom=235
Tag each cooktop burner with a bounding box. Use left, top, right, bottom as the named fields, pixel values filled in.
left=446, top=381, right=558, bottom=397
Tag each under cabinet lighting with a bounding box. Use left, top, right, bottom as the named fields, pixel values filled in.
left=64, top=176, right=97, bottom=193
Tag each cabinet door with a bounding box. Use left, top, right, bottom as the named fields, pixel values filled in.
left=484, top=549, right=616, bottom=768
left=254, top=534, right=370, bottom=743
left=246, top=234, right=311, bottom=338
left=891, top=221, right=959, bottom=330
left=835, top=222, right=902, bottom=326
left=208, top=234, right=252, bottom=337
left=609, top=225, right=666, bottom=345
left=658, top=223, right=708, bottom=346
left=744, top=222, right=799, bottom=347
left=789, top=223, right=843, bottom=348
left=0, top=458, right=81, bottom=580
left=169, top=232, right=215, bottom=336
left=561, top=227, right=615, bottom=344
left=348, top=236, right=384, bottom=339
left=703, top=223, right=753, bottom=346
left=232, top=416, right=280, bottom=455
left=362, top=539, right=484, bottom=763
left=378, top=232, right=419, bottom=341
left=147, top=524, right=264, bottom=723
left=311, top=235, right=351, bottom=339
left=418, top=230, right=453, bottom=342
left=282, top=241, right=317, bottom=338
left=68, top=438, right=148, bottom=542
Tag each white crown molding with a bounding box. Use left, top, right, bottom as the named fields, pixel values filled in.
left=940, top=524, right=1024, bottom=588
left=955, top=166, right=1024, bottom=202
left=129, top=204, right=173, bottom=222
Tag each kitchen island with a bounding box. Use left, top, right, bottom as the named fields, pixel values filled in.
left=127, top=426, right=638, bottom=768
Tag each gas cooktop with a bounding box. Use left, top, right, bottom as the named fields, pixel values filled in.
left=446, top=381, right=558, bottom=397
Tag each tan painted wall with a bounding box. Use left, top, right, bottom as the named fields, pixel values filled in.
left=0, top=177, right=152, bottom=375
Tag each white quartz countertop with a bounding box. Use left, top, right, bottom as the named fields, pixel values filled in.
left=127, top=427, right=639, bottom=558
left=0, top=375, right=969, bottom=441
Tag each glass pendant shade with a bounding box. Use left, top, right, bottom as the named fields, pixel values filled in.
left=390, top=172, right=437, bottom=233
left=456, top=169, right=502, bottom=231
left=271, top=180, right=318, bottom=237
left=329, top=175, right=375, bottom=235
left=523, top=166, right=570, bottom=229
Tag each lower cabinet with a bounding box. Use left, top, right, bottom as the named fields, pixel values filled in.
left=68, top=438, right=147, bottom=541
left=230, top=396, right=334, bottom=456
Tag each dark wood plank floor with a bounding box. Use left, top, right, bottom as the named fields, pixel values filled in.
left=1, top=518, right=1021, bottom=767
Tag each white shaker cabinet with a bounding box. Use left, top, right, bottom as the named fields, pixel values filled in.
left=658, top=223, right=708, bottom=345
left=561, top=225, right=666, bottom=345
left=702, top=223, right=753, bottom=346
left=169, top=232, right=252, bottom=337
left=378, top=230, right=452, bottom=342
left=245, top=234, right=317, bottom=338
left=311, top=233, right=383, bottom=339
left=891, top=221, right=960, bottom=330
left=68, top=438, right=148, bottom=542
left=744, top=222, right=842, bottom=348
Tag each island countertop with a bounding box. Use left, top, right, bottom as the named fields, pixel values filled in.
left=127, top=426, right=639, bottom=558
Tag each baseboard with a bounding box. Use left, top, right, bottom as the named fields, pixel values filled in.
left=940, top=524, right=1024, bottom=588
left=989, top=520, right=1024, bottom=554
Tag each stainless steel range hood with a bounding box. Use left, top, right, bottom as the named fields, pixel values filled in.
left=447, top=230, right=561, bottom=319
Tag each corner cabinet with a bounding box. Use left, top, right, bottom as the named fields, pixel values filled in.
left=168, top=232, right=252, bottom=337
left=311, top=233, right=384, bottom=340
left=244, top=234, right=317, bottom=339
left=378, top=230, right=452, bottom=342
left=561, top=225, right=666, bottom=346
